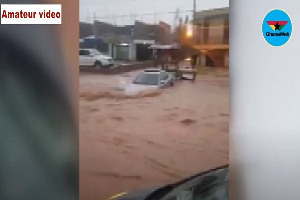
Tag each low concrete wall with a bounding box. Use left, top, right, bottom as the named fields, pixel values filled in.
left=79, top=61, right=154, bottom=75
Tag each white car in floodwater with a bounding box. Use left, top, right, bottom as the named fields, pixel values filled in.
left=124, top=69, right=174, bottom=95
left=79, top=48, right=114, bottom=68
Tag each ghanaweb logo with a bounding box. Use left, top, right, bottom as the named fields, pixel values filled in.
left=262, top=9, right=292, bottom=46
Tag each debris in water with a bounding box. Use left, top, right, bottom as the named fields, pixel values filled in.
left=80, top=89, right=162, bottom=101
left=92, top=172, right=141, bottom=180
left=111, top=116, right=123, bottom=121
left=180, top=118, right=197, bottom=125
left=220, top=113, right=229, bottom=117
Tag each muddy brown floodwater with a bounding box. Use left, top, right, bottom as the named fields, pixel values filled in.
left=80, top=70, right=229, bottom=200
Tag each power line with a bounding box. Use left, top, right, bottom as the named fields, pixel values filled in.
left=84, top=10, right=193, bottom=20
left=82, top=0, right=171, bottom=5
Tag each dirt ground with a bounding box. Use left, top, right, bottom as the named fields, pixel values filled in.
left=80, top=70, right=229, bottom=200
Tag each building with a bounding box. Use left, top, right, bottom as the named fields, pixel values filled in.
left=79, top=20, right=171, bottom=61
left=193, top=7, right=229, bottom=68
left=158, top=21, right=172, bottom=45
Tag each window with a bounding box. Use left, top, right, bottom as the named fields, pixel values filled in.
left=79, top=50, right=90, bottom=56
left=133, top=73, right=159, bottom=86
left=91, top=49, right=101, bottom=56
left=160, top=72, right=169, bottom=81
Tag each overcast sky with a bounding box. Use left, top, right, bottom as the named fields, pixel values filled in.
left=80, top=0, right=229, bottom=26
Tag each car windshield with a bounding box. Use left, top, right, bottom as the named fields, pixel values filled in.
left=160, top=167, right=229, bottom=200
left=92, top=49, right=101, bottom=55
left=133, top=73, right=159, bottom=86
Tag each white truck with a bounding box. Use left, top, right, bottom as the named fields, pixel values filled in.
left=79, top=48, right=114, bottom=68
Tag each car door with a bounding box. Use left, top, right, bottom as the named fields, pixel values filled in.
left=159, top=72, right=170, bottom=88
left=79, top=50, right=90, bottom=66
left=86, top=50, right=96, bottom=66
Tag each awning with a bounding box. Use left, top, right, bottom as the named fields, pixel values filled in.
left=149, top=44, right=180, bottom=50
left=192, top=44, right=229, bottom=52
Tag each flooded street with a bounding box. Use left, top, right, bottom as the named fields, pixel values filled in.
left=80, top=70, right=229, bottom=200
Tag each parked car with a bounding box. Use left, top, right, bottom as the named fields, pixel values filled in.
left=124, top=69, right=175, bottom=95
left=79, top=48, right=114, bottom=68
left=108, top=165, right=229, bottom=200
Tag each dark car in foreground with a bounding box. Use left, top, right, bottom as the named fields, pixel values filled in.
left=108, top=165, right=229, bottom=200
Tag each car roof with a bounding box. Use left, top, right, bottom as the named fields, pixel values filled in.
left=144, top=69, right=165, bottom=73
left=79, top=48, right=96, bottom=51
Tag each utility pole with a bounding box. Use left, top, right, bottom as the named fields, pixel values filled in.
left=193, top=0, right=197, bottom=39
left=193, top=0, right=196, bottom=22
left=172, top=8, right=180, bottom=43
left=93, top=12, right=96, bottom=37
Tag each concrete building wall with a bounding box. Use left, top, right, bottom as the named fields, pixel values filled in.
left=208, top=18, right=225, bottom=44
left=80, top=20, right=171, bottom=61
left=192, top=7, right=229, bottom=68
left=194, top=7, right=229, bottom=45
left=224, top=51, right=229, bottom=67
left=129, top=42, right=136, bottom=61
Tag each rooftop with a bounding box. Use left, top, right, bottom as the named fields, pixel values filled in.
left=194, top=7, right=229, bottom=22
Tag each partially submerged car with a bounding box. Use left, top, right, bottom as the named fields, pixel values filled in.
left=108, top=165, right=229, bottom=200
left=124, top=69, right=175, bottom=95
left=79, top=48, right=114, bottom=68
